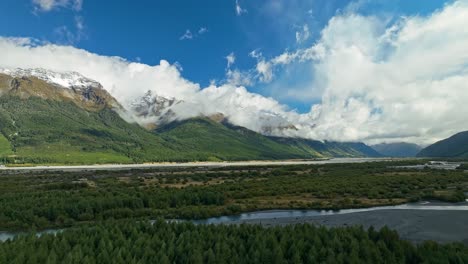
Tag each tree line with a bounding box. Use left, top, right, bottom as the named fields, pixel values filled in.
left=1, top=220, right=467, bottom=264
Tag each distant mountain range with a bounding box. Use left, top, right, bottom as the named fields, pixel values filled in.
left=417, top=131, right=468, bottom=158
left=0, top=68, right=380, bottom=164
left=371, top=143, right=422, bottom=157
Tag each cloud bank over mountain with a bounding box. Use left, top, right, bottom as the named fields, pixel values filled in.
left=1, top=0, right=468, bottom=145
left=0, top=37, right=307, bottom=138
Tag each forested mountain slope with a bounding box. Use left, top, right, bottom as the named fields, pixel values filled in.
left=372, top=143, right=422, bottom=157
left=418, top=131, right=468, bottom=157
left=0, top=72, right=381, bottom=164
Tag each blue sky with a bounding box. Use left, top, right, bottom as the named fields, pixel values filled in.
left=1, top=0, right=467, bottom=145
left=0, top=0, right=449, bottom=113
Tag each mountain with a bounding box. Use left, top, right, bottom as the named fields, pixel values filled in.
left=0, top=68, right=120, bottom=111
left=417, top=131, right=468, bottom=157
left=129, top=90, right=180, bottom=129
left=268, top=137, right=382, bottom=158
left=0, top=68, right=382, bottom=164
left=371, top=143, right=422, bottom=157
left=0, top=71, right=187, bottom=164
left=155, top=118, right=310, bottom=160
left=156, top=118, right=382, bottom=160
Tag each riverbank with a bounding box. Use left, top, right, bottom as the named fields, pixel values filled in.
left=3, top=201, right=467, bottom=244
left=247, top=210, right=468, bottom=244
left=208, top=202, right=468, bottom=244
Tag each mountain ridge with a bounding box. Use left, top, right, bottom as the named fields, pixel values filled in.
left=0, top=72, right=120, bottom=112
left=417, top=131, right=468, bottom=157
left=0, top=68, right=386, bottom=164
left=372, top=142, right=422, bottom=157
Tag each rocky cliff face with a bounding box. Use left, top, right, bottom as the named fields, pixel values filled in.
left=0, top=69, right=121, bottom=112
left=128, top=90, right=188, bottom=130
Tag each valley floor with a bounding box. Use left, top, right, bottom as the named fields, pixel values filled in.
left=1, top=160, right=468, bottom=263
left=0, top=157, right=406, bottom=171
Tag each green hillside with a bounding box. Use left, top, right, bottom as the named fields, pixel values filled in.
left=0, top=95, right=383, bottom=165
left=0, top=73, right=382, bottom=165
left=0, top=133, right=13, bottom=156
left=157, top=118, right=382, bottom=160
left=417, top=131, right=468, bottom=157
left=0, top=96, right=315, bottom=164
left=0, top=96, right=186, bottom=164
left=156, top=118, right=313, bottom=161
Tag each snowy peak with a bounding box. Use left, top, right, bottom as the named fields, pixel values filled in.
left=0, top=68, right=102, bottom=90
left=130, top=90, right=180, bottom=119
left=127, top=90, right=194, bottom=129
left=0, top=67, right=120, bottom=112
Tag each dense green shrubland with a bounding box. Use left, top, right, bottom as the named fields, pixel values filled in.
left=0, top=162, right=466, bottom=231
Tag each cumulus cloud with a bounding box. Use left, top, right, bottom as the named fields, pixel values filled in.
left=3, top=0, right=468, bottom=145
left=224, top=0, right=468, bottom=144
left=269, top=0, right=468, bottom=144
left=0, top=37, right=303, bottom=137
left=33, top=0, right=82, bottom=12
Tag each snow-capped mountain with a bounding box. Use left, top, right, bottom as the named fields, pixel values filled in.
left=0, top=68, right=102, bottom=91
left=0, top=67, right=305, bottom=135
left=131, top=90, right=179, bottom=117
left=0, top=68, right=120, bottom=111
left=129, top=90, right=182, bottom=126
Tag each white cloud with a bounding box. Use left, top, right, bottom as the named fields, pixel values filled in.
left=225, top=52, right=236, bottom=68
left=0, top=37, right=304, bottom=138
left=52, top=16, right=85, bottom=44
left=75, top=15, right=84, bottom=31
left=179, top=30, right=193, bottom=40
left=250, top=45, right=324, bottom=84
left=53, top=26, right=76, bottom=44
left=198, top=27, right=208, bottom=34
left=180, top=28, right=207, bottom=40
left=32, top=0, right=86, bottom=44
left=235, top=0, right=247, bottom=16
left=295, top=24, right=310, bottom=43
left=225, top=69, right=253, bottom=87
left=256, top=60, right=273, bottom=83
left=261, top=0, right=468, bottom=144
left=72, top=0, right=82, bottom=11
left=214, top=0, right=468, bottom=145
left=249, top=49, right=262, bottom=59
left=33, top=0, right=82, bottom=12
left=225, top=52, right=253, bottom=86
left=3, top=0, right=468, bottom=145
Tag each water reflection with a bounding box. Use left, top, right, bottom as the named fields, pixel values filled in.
left=193, top=202, right=468, bottom=225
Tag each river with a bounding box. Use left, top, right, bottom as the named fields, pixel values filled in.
left=2, top=201, right=467, bottom=243
left=192, top=202, right=468, bottom=225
